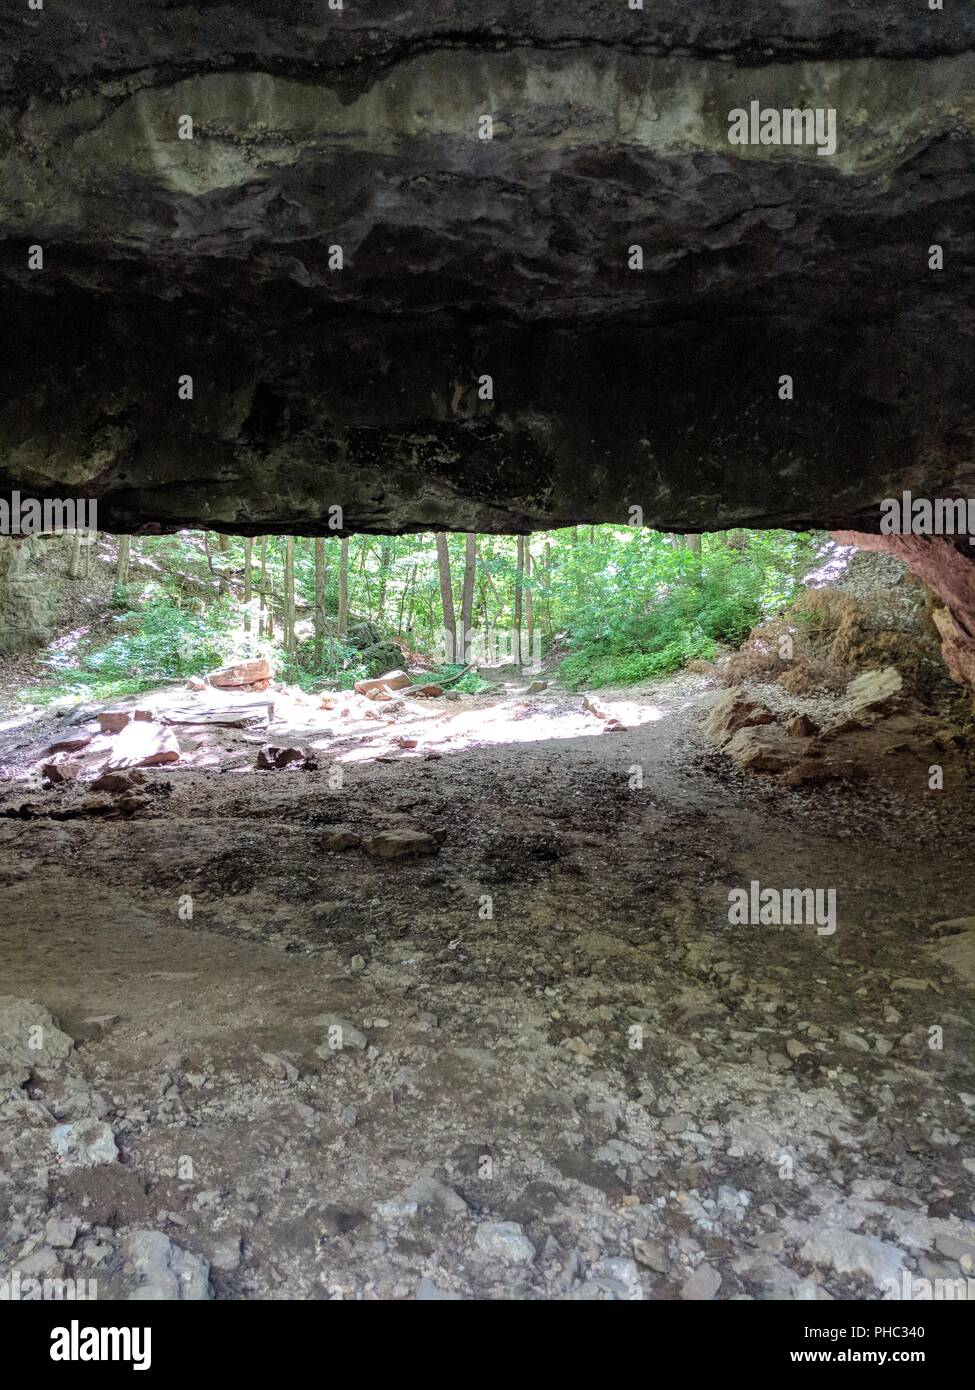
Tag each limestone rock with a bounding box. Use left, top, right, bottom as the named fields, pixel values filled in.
left=704, top=689, right=777, bottom=746
left=51, top=1119, right=119, bottom=1168
left=474, top=1222, right=535, bottom=1264
left=680, top=1263, right=722, bottom=1300
left=320, top=827, right=361, bottom=851
left=724, top=725, right=796, bottom=774
left=846, top=667, right=905, bottom=717
left=123, top=1230, right=212, bottom=1300
left=362, top=829, right=440, bottom=860
left=800, top=1229, right=905, bottom=1289
left=0, top=996, right=74, bottom=1087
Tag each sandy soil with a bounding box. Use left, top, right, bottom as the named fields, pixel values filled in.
left=1, top=672, right=973, bottom=1300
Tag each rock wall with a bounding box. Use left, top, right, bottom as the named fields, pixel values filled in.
left=833, top=533, right=975, bottom=701
left=0, top=538, right=57, bottom=655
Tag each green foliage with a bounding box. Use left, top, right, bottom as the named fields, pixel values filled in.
left=16, top=524, right=818, bottom=707
left=25, top=592, right=242, bottom=702
left=554, top=529, right=815, bottom=689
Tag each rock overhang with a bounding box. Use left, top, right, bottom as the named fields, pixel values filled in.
left=0, top=1, right=973, bottom=536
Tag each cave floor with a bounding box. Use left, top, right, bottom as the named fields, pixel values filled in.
left=1, top=674, right=973, bottom=1300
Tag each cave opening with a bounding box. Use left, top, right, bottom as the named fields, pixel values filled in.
left=1, top=0, right=974, bottom=1327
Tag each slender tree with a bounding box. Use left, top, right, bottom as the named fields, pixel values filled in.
left=525, top=534, right=534, bottom=666
left=115, top=534, right=130, bottom=585
left=283, top=535, right=295, bottom=653
left=435, top=532, right=457, bottom=661
left=459, top=533, right=476, bottom=662
left=243, top=537, right=253, bottom=637
left=314, top=536, right=326, bottom=667
left=514, top=535, right=525, bottom=666
left=337, top=536, right=349, bottom=639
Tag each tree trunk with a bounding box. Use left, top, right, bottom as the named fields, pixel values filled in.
left=115, top=534, right=130, bottom=585
left=68, top=532, right=85, bottom=580
left=686, top=533, right=702, bottom=556
left=216, top=533, right=229, bottom=594
left=376, top=539, right=393, bottom=621
left=337, top=536, right=349, bottom=639
left=459, top=532, right=476, bottom=663
left=435, top=532, right=457, bottom=662
left=398, top=561, right=417, bottom=636
left=314, top=537, right=326, bottom=667
left=514, top=535, right=525, bottom=667
left=259, top=537, right=271, bottom=639
left=524, top=535, right=534, bottom=665
left=283, top=536, right=295, bottom=653
left=243, top=537, right=253, bottom=636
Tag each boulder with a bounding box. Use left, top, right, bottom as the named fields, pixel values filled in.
left=362, top=829, right=440, bottom=860
left=0, top=996, right=74, bottom=1088
left=846, top=667, right=905, bottom=717
left=51, top=1119, right=118, bottom=1169
left=355, top=669, right=411, bottom=696
left=97, top=708, right=153, bottom=735
left=41, top=757, right=82, bottom=784
left=103, top=721, right=180, bottom=771
left=91, top=770, right=146, bottom=793
left=413, top=684, right=444, bottom=698
left=320, top=827, right=362, bottom=851
left=207, top=658, right=272, bottom=689
left=704, top=688, right=777, bottom=746
left=786, top=713, right=819, bottom=738
left=724, top=725, right=797, bottom=774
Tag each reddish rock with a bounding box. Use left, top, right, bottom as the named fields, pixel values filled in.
left=413, top=683, right=444, bottom=698
left=724, top=725, right=797, bottom=774
left=42, top=758, right=82, bottom=784
left=704, top=688, right=777, bottom=745
left=97, top=708, right=153, bottom=735
left=786, top=713, right=819, bottom=738
left=832, top=532, right=975, bottom=701
left=103, top=721, right=180, bottom=771
left=208, top=658, right=273, bottom=688
left=355, top=669, right=411, bottom=696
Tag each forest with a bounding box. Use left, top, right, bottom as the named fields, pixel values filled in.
left=19, top=526, right=817, bottom=705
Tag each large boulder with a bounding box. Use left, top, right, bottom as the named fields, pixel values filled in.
left=704, top=689, right=778, bottom=747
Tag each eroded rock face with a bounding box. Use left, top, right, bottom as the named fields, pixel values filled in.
left=834, top=533, right=975, bottom=699
left=0, top=4, right=973, bottom=538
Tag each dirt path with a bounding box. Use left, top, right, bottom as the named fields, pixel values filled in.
left=1, top=674, right=973, bottom=1300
